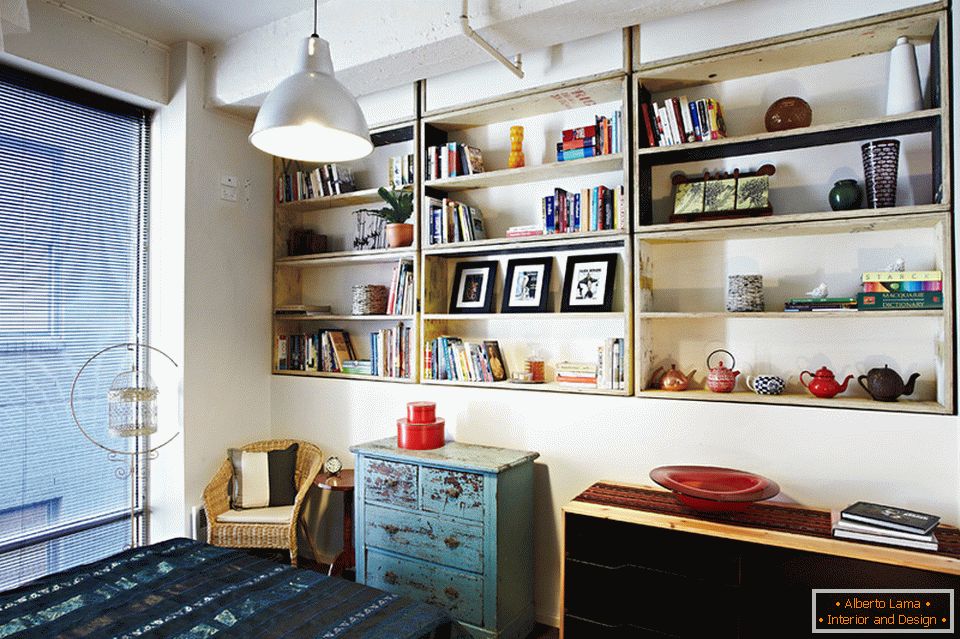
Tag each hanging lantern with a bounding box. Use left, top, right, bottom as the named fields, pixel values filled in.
left=107, top=367, right=159, bottom=437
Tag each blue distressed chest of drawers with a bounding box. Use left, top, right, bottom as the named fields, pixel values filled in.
left=350, top=438, right=539, bottom=639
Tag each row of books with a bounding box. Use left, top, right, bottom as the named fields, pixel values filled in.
left=425, top=143, right=485, bottom=180
left=276, top=165, right=355, bottom=203
left=833, top=501, right=940, bottom=551
left=556, top=111, right=622, bottom=162
left=424, top=337, right=507, bottom=382
left=637, top=87, right=727, bottom=148
left=530, top=184, right=626, bottom=236
left=425, top=197, right=487, bottom=245
left=387, top=259, right=416, bottom=315
left=784, top=271, right=945, bottom=312
left=554, top=338, right=626, bottom=390
left=388, top=154, right=415, bottom=189
left=274, top=324, right=411, bottom=378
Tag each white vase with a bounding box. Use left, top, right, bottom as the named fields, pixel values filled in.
left=886, top=36, right=923, bottom=115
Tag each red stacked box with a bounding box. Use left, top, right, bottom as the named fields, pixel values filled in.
left=397, top=401, right=445, bottom=450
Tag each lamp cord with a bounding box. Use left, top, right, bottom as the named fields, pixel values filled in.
left=311, top=0, right=318, bottom=37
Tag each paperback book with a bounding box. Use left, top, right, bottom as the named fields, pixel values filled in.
left=840, top=501, right=940, bottom=535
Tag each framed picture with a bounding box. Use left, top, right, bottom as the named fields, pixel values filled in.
left=501, top=257, right=552, bottom=313
left=703, top=178, right=737, bottom=212
left=449, top=260, right=497, bottom=313
left=561, top=254, right=617, bottom=312
left=673, top=181, right=705, bottom=215
left=735, top=175, right=770, bottom=209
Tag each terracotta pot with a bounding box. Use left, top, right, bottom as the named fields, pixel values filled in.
left=386, top=223, right=414, bottom=248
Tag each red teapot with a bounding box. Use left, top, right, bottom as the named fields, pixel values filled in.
left=800, top=366, right=853, bottom=398
left=706, top=349, right=740, bottom=393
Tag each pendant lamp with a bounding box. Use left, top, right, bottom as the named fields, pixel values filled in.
left=249, top=1, right=372, bottom=162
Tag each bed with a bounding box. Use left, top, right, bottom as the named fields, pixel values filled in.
left=0, top=538, right=450, bottom=639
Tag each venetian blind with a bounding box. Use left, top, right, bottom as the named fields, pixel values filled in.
left=0, top=64, right=150, bottom=591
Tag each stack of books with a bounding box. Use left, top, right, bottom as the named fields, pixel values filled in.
left=426, top=143, right=484, bottom=180
left=637, top=87, right=727, bottom=148
left=555, top=362, right=598, bottom=388
left=370, top=323, right=411, bottom=378
left=783, top=297, right=857, bottom=312
left=556, top=111, right=622, bottom=162
left=424, top=197, right=486, bottom=244
left=274, top=304, right=332, bottom=317
left=342, top=360, right=373, bottom=376
left=506, top=224, right=544, bottom=238
left=388, top=153, right=415, bottom=189
left=277, top=164, right=354, bottom=202
left=858, top=270, right=944, bottom=311
left=386, top=259, right=415, bottom=315
left=833, top=501, right=940, bottom=551
left=541, top=184, right=626, bottom=234
left=424, top=338, right=506, bottom=382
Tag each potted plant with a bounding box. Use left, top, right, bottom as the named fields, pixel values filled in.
left=359, top=187, right=414, bottom=248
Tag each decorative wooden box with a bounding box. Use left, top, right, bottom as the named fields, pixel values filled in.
left=351, top=437, right=539, bottom=638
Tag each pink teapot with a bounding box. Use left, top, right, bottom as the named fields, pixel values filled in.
left=706, top=349, right=740, bottom=393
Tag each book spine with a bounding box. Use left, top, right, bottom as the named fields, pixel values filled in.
left=862, top=270, right=942, bottom=282
left=545, top=195, right=556, bottom=233
left=862, top=280, right=942, bottom=292
left=857, top=291, right=943, bottom=309
left=557, top=147, right=596, bottom=161
left=678, top=96, right=694, bottom=143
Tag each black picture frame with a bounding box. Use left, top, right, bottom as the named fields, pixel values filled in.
left=561, top=253, right=617, bottom=312
left=501, top=257, right=552, bottom=313
left=449, top=260, right=498, bottom=313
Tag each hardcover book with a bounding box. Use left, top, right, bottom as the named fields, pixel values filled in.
left=840, top=501, right=940, bottom=534
left=833, top=528, right=938, bottom=551
left=857, top=291, right=943, bottom=310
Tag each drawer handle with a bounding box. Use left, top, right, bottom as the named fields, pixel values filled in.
left=445, top=486, right=462, bottom=499
left=384, top=524, right=400, bottom=535
left=384, top=571, right=399, bottom=585
left=444, top=536, right=461, bottom=549
left=444, top=586, right=460, bottom=600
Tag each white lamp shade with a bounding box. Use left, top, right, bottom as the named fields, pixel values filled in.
left=250, top=36, right=372, bottom=162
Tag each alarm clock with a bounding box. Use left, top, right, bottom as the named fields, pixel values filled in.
left=324, top=456, right=343, bottom=476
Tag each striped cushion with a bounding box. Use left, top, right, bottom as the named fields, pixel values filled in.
left=228, top=444, right=298, bottom=509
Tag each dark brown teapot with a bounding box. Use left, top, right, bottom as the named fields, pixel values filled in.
left=857, top=365, right=919, bottom=402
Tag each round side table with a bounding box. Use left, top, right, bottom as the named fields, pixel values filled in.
left=314, top=469, right=355, bottom=577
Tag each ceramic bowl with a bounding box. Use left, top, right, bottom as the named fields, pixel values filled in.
left=650, top=465, right=780, bottom=512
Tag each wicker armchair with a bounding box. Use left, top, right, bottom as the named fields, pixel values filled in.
left=203, top=439, right=322, bottom=566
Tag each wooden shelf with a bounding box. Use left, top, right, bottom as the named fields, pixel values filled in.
left=424, top=312, right=625, bottom=321
left=424, top=72, right=624, bottom=127
left=423, top=230, right=628, bottom=256
left=635, top=389, right=948, bottom=414
left=273, top=370, right=415, bottom=383
left=274, top=314, right=415, bottom=321
left=635, top=109, right=940, bottom=165
left=635, top=5, right=943, bottom=93
left=276, top=187, right=387, bottom=213
left=637, top=203, right=950, bottom=235
left=275, top=248, right=417, bottom=267
left=421, top=378, right=629, bottom=396
left=424, top=154, right=623, bottom=192
left=636, top=310, right=943, bottom=319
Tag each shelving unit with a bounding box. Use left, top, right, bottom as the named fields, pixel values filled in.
left=628, top=3, right=953, bottom=415
left=271, top=120, right=421, bottom=382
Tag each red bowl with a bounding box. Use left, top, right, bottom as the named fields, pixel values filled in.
left=650, top=465, right=780, bottom=512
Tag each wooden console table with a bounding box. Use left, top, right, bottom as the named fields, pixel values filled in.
left=562, top=482, right=960, bottom=638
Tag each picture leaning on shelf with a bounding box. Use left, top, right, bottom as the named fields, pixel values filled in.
left=637, top=86, right=726, bottom=148
left=560, top=254, right=617, bottom=313
left=501, top=257, right=552, bottom=313
left=277, top=161, right=355, bottom=203
left=449, top=261, right=498, bottom=314
left=556, top=110, right=622, bottom=161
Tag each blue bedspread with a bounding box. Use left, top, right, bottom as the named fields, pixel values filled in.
left=0, top=538, right=448, bottom=639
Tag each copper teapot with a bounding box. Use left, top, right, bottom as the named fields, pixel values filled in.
left=706, top=349, right=740, bottom=393
left=650, top=364, right=697, bottom=391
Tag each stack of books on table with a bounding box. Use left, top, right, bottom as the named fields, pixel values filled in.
left=858, top=270, right=944, bottom=311
left=783, top=297, right=857, bottom=312
left=555, top=362, right=598, bottom=388
left=556, top=111, right=622, bottom=162
left=833, top=501, right=940, bottom=551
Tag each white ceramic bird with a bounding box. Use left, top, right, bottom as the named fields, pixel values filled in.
left=885, top=257, right=905, bottom=272
left=805, top=282, right=829, bottom=298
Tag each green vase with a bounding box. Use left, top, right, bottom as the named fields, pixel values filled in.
left=829, top=179, right=862, bottom=211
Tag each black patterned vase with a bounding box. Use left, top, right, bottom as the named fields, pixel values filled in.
left=861, top=139, right=900, bottom=209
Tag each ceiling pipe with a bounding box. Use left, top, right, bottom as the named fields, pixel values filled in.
left=459, top=0, right=523, bottom=79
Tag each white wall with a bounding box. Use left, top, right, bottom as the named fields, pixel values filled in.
left=272, top=0, right=960, bottom=628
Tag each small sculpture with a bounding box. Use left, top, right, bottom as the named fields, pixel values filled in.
left=508, top=125, right=525, bottom=169
left=885, top=257, right=905, bottom=272
left=805, top=282, right=829, bottom=299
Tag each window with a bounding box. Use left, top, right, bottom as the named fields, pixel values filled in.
left=0, top=64, right=150, bottom=590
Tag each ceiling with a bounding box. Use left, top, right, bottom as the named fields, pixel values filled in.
left=64, top=0, right=316, bottom=45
